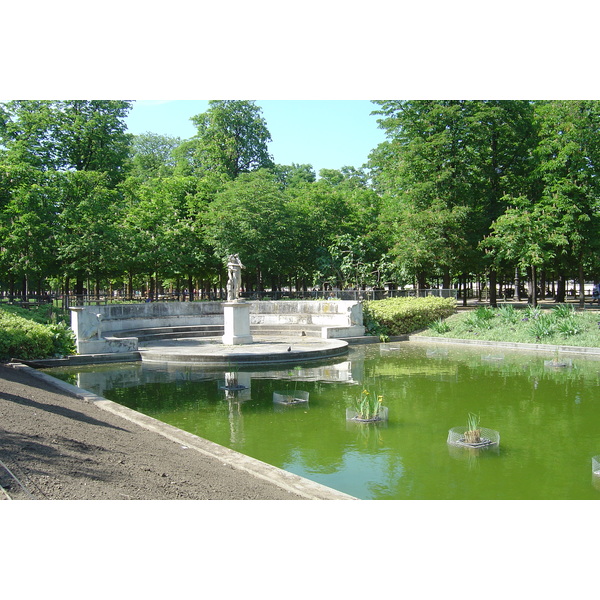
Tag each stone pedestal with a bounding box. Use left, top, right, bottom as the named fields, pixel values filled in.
left=222, top=301, right=253, bottom=345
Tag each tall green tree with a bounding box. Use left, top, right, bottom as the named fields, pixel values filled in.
left=120, top=175, right=198, bottom=300
left=534, top=100, right=600, bottom=305
left=0, top=165, right=58, bottom=298
left=204, top=169, right=293, bottom=291
left=483, top=195, right=566, bottom=306
left=0, top=100, right=133, bottom=296
left=0, top=100, right=132, bottom=182
left=128, top=132, right=181, bottom=179
left=0, top=101, right=57, bottom=169
left=52, top=101, right=132, bottom=184
left=180, top=101, right=273, bottom=179
left=370, top=100, right=537, bottom=300
left=54, top=171, right=122, bottom=296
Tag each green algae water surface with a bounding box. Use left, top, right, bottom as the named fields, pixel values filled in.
left=46, top=343, right=600, bottom=500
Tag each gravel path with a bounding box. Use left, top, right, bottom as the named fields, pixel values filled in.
left=0, top=362, right=351, bottom=500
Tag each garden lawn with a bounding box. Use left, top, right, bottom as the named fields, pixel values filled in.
left=418, top=304, right=600, bottom=348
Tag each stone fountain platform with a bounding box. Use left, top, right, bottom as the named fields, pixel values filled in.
left=138, top=335, right=349, bottom=366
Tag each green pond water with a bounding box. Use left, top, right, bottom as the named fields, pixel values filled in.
left=45, top=342, right=600, bottom=500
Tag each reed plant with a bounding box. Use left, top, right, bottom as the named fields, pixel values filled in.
left=464, top=412, right=481, bottom=443
left=352, top=388, right=384, bottom=421
left=429, top=317, right=451, bottom=334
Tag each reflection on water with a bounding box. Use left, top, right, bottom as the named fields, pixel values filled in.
left=45, top=343, right=600, bottom=500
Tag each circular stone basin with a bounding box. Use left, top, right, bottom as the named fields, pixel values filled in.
left=138, top=335, right=349, bottom=366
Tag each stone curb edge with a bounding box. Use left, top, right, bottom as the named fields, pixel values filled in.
left=409, top=335, right=600, bottom=356
left=8, top=363, right=357, bottom=501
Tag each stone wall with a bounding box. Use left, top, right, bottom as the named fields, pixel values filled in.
left=70, top=301, right=365, bottom=354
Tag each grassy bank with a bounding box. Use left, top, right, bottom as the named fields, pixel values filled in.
left=418, top=304, right=600, bottom=348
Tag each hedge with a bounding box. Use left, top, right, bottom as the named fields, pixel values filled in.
left=0, top=309, right=76, bottom=361
left=364, top=296, right=457, bottom=337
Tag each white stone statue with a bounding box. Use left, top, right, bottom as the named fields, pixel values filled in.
left=226, top=253, right=244, bottom=301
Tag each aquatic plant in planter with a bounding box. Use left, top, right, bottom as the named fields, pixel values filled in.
left=592, top=455, right=600, bottom=477
left=346, top=388, right=388, bottom=423
left=273, top=390, right=309, bottom=405
left=218, top=371, right=248, bottom=391
left=447, top=413, right=499, bottom=448
left=273, top=367, right=309, bottom=405
left=464, top=412, right=481, bottom=444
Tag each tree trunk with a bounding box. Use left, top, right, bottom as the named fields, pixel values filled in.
left=555, top=274, right=566, bottom=303
left=75, top=277, right=84, bottom=305
left=578, top=261, right=586, bottom=308
left=188, top=275, right=194, bottom=301
left=529, top=265, right=538, bottom=307
left=489, top=270, right=498, bottom=308
left=442, top=268, right=451, bottom=290
left=148, top=275, right=155, bottom=302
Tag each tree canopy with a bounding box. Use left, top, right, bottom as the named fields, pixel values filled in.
left=1, top=99, right=600, bottom=303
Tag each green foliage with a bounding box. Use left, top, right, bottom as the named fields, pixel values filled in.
left=556, top=316, right=583, bottom=337
left=524, top=304, right=543, bottom=320
left=553, top=303, right=576, bottom=319
left=352, top=387, right=384, bottom=420
left=364, top=296, right=456, bottom=336
left=429, top=317, right=451, bottom=334
left=128, top=132, right=181, bottom=179
left=4, top=99, right=600, bottom=305
left=527, top=313, right=556, bottom=340
left=187, top=100, right=273, bottom=179
left=465, top=306, right=496, bottom=330
left=0, top=308, right=75, bottom=360
left=362, top=302, right=390, bottom=342
left=421, top=305, right=600, bottom=347
left=371, top=100, right=537, bottom=286
left=466, top=412, right=480, bottom=432
left=497, top=304, right=519, bottom=324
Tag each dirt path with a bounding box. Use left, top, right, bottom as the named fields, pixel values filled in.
left=0, top=363, right=341, bottom=500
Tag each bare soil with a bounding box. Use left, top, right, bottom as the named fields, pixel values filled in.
left=0, top=363, right=306, bottom=500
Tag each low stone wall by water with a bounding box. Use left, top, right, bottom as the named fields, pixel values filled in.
left=70, top=300, right=365, bottom=354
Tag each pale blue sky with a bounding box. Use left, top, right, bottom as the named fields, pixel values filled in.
left=125, top=100, right=387, bottom=174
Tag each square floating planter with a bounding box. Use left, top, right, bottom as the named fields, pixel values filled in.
left=380, top=344, right=402, bottom=353
left=544, top=358, right=573, bottom=369
left=447, top=426, right=500, bottom=448
left=481, top=354, right=504, bottom=362
left=346, top=406, right=389, bottom=423
left=273, top=390, right=309, bottom=405
left=426, top=348, right=448, bottom=358
left=218, top=371, right=250, bottom=391
left=218, top=380, right=248, bottom=391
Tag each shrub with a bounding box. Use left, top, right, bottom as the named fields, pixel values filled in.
left=364, top=296, right=456, bottom=336
left=0, top=309, right=76, bottom=360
